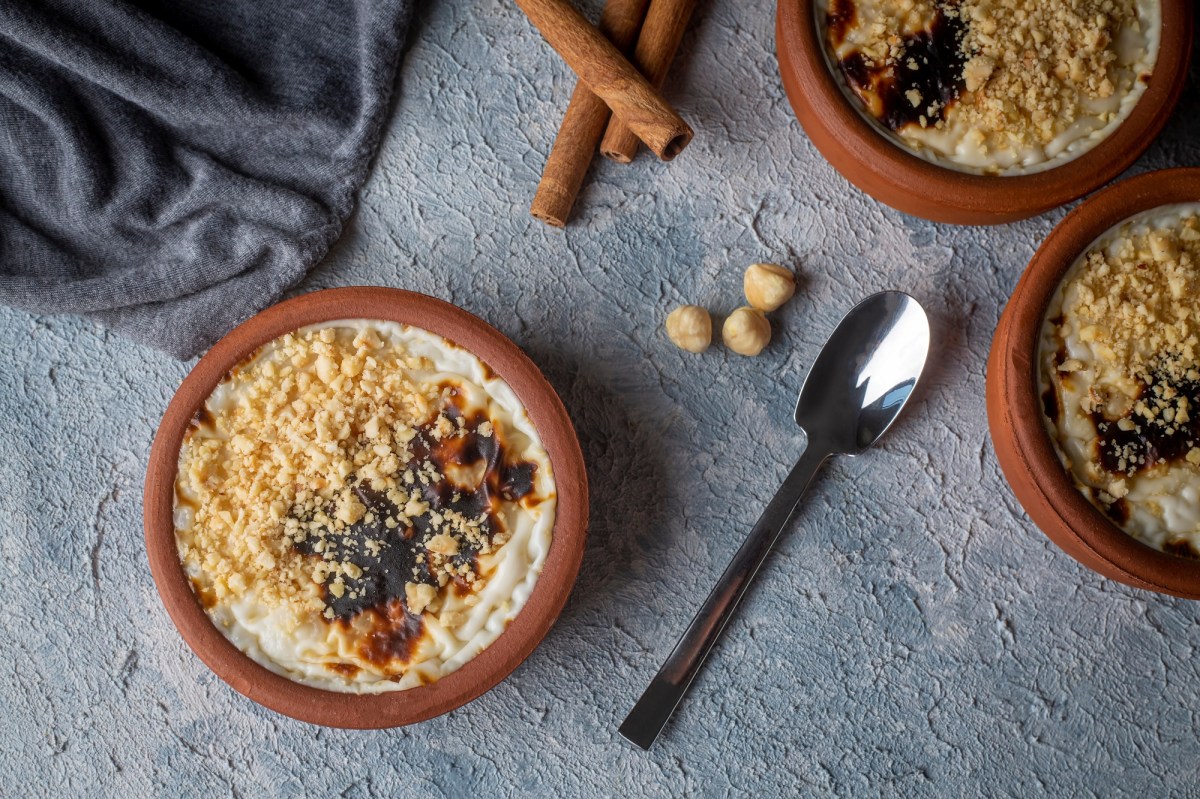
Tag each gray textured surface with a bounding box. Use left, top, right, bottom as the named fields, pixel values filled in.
left=3, top=1, right=1200, bottom=795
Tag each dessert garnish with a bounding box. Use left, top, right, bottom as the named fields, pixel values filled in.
left=1039, top=205, right=1200, bottom=556
left=821, top=0, right=1158, bottom=174
left=174, top=322, right=556, bottom=692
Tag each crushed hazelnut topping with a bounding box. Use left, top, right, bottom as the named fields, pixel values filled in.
left=175, top=326, right=534, bottom=623
left=1041, top=208, right=1200, bottom=557
left=1055, top=212, right=1200, bottom=479
left=173, top=322, right=557, bottom=692
left=950, top=0, right=1138, bottom=155
left=405, top=582, right=437, bottom=616
left=824, top=0, right=1150, bottom=172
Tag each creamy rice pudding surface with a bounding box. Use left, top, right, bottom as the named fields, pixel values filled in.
left=174, top=321, right=556, bottom=693
left=1039, top=205, right=1200, bottom=557
left=820, top=0, right=1160, bottom=174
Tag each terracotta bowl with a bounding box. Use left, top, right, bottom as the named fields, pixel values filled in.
left=144, top=287, right=589, bottom=727
left=776, top=0, right=1194, bottom=225
left=987, top=169, right=1200, bottom=598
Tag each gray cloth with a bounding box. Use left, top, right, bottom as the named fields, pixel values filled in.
left=0, top=0, right=414, bottom=358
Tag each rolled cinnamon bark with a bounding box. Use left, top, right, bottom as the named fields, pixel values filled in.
left=513, top=0, right=692, bottom=161
left=600, top=0, right=699, bottom=164
left=530, top=0, right=650, bottom=227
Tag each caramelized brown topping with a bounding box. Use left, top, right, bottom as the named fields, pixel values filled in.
left=825, top=0, right=1143, bottom=151
left=830, top=0, right=964, bottom=131
left=289, top=394, right=538, bottom=622
left=176, top=325, right=547, bottom=673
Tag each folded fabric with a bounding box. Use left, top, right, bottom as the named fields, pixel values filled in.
left=0, top=0, right=414, bottom=358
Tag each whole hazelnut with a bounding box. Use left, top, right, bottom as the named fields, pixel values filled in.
left=722, top=307, right=771, bottom=356
left=665, top=305, right=712, bottom=353
left=743, top=263, right=796, bottom=312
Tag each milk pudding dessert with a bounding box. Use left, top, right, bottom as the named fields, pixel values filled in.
left=174, top=322, right=556, bottom=692
left=1039, top=205, right=1200, bottom=557
left=819, top=0, right=1160, bottom=174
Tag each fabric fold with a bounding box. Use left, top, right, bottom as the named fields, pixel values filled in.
left=0, top=0, right=414, bottom=358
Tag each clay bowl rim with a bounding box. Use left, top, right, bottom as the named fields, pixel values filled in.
left=1000, top=168, right=1200, bottom=597
left=143, top=287, right=589, bottom=728
left=776, top=0, right=1194, bottom=225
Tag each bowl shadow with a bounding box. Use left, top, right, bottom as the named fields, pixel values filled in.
left=519, top=341, right=670, bottom=626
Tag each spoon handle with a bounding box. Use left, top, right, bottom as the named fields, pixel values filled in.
left=618, top=445, right=829, bottom=750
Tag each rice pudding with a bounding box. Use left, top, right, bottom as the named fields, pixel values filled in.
left=174, top=321, right=556, bottom=693
left=1039, top=204, right=1200, bottom=556
left=819, top=0, right=1160, bottom=175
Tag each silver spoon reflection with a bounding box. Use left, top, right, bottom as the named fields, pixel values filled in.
left=619, top=291, right=931, bottom=750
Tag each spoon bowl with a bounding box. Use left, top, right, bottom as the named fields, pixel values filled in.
left=796, top=291, right=930, bottom=452
left=620, top=291, right=930, bottom=750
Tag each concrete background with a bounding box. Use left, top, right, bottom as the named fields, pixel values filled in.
left=3, top=1, right=1200, bottom=795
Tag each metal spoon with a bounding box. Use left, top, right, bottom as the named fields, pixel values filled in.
left=619, top=291, right=931, bottom=750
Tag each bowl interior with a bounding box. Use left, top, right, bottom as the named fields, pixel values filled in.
left=143, top=287, right=588, bottom=728
left=1004, top=169, right=1200, bottom=596
left=776, top=0, right=1194, bottom=223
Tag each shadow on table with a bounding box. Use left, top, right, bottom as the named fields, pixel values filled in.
left=520, top=339, right=671, bottom=626
left=1138, top=21, right=1200, bottom=165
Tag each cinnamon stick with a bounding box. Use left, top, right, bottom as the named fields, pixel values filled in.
left=530, top=0, right=650, bottom=227
left=530, top=0, right=652, bottom=226
left=513, top=0, right=693, bottom=161
left=600, top=0, right=699, bottom=164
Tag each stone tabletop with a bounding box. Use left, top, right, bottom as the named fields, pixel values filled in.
left=3, top=1, right=1199, bottom=795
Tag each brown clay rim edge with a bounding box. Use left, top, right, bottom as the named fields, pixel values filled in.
left=987, top=306, right=1165, bottom=592
left=1005, top=169, right=1200, bottom=596
left=143, top=287, right=589, bottom=728
left=776, top=0, right=1194, bottom=222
